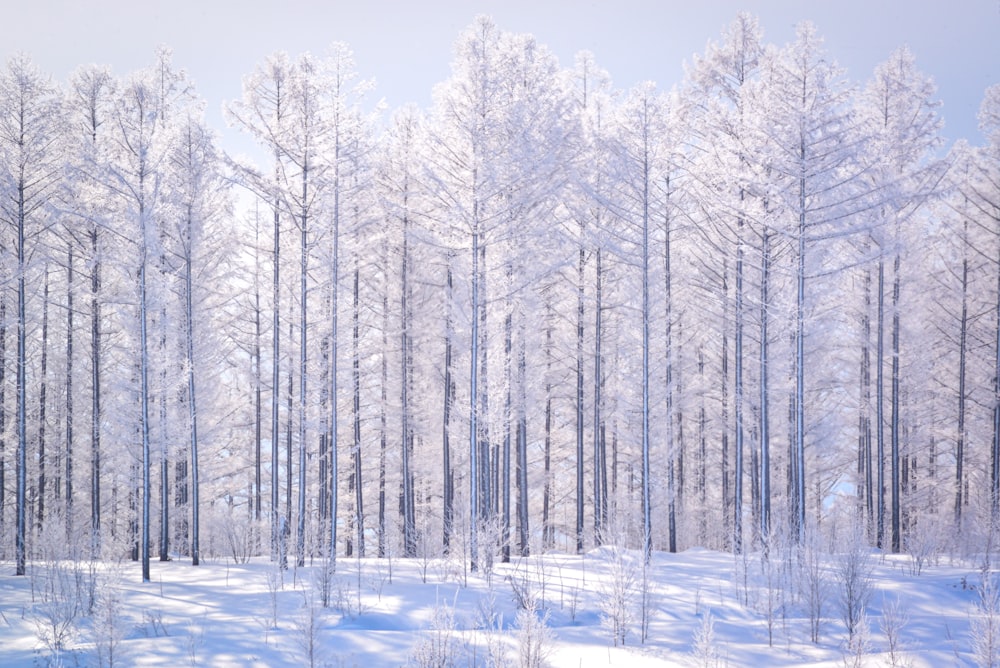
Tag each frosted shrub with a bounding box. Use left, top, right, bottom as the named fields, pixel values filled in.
left=410, top=600, right=457, bottom=668
left=841, top=611, right=872, bottom=668
left=692, top=611, right=720, bottom=668
left=599, top=547, right=638, bottom=647
left=294, top=590, right=326, bottom=668
left=836, top=528, right=873, bottom=639
left=92, top=573, right=127, bottom=668
left=879, top=595, right=909, bottom=668
left=971, top=567, right=1000, bottom=668
left=516, top=598, right=553, bottom=668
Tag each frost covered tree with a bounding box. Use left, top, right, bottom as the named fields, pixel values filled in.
left=857, top=47, right=944, bottom=551
left=0, top=54, right=63, bottom=575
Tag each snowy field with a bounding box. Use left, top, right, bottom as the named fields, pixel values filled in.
left=0, top=542, right=992, bottom=666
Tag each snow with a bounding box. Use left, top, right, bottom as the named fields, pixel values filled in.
left=0, top=546, right=987, bottom=666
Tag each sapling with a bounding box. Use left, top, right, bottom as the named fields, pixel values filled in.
left=599, top=546, right=637, bottom=647
left=841, top=611, right=872, bottom=668
left=971, top=565, right=1000, bottom=668
left=879, top=594, right=909, bottom=668
left=475, top=592, right=506, bottom=668
left=692, top=611, right=719, bottom=668
left=92, top=570, right=127, bottom=668
left=294, top=589, right=325, bottom=668
left=836, top=526, right=874, bottom=639
left=516, top=597, right=553, bottom=668
left=410, top=596, right=458, bottom=668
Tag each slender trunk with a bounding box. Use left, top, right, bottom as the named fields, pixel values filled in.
left=641, top=143, right=651, bottom=562
left=271, top=195, right=283, bottom=566
left=502, top=262, right=512, bottom=564
left=185, top=210, right=201, bottom=565
left=734, top=213, right=745, bottom=554
left=328, top=187, right=341, bottom=565
left=286, top=314, right=293, bottom=555
left=576, top=228, right=586, bottom=554
left=15, top=176, right=27, bottom=576
left=139, top=204, right=152, bottom=583
left=401, top=217, right=415, bottom=557
left=379, top=290, right=388, bottom=557
left=860, top=244, right=873, bottom=536
left=469, top=212, right=480, bottom=572
left=993, top=248, right=1000, bottom=523
left=594, top=248, right=605, bottom=543
left=254, top=216, right=262, bottom=529
left=794, top=153, right=807, bottom=544
left=296, top=168, right=308, bottom=568
left=956, top=218, right=969, bottom=526
left=442, top=259, right=454, bottom=552
left=352, top=263, right=365, bottom=558
left=90, top=225, right=102, bottom=558
left=66, top=246, right=74, bottom=538
left=891, top=241, right=902, bottom=553
left=759, top=230, right=771, bottom=541
left=37, top=266, right=49, bottom=530
left=0, top=296, right=5, bottom=544
left=876, top=258, right=886, bottom=548
left=516, top=312, right=528, bottom=557
left=159, top=256, right=169, bottom=562
left=665, top=188, right=676, bottom=554
left=698, top=347, right=708, bottom=544
left=542, top=299, right=553, bottom=550
left=478, top=243, right=491, bottom=528
left=721, top=262, right=731, bottom=551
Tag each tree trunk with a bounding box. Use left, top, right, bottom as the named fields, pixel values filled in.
left=296, top=168, right=308, bottom=569
left=759, top=230, right=771, bottom=541
left=594, top=248, right=605, bottom=543
left=469, top=214, right=481, bottom=571
left=185, top=208, right=201, bottom=566
left=956, top=218, right=969, bottom=526
left=139, top=208, right=153, bottom=583
left=37, top=266, right=49, bottom=531
left=891, top=241, right=902, bottom=553
left=65, top=245, right=74, bottom=539
left=576, top=230, right=586, bottom=554
left=442, top=259, right=454, bottom=553
left=401, top=217, right=415, bottom=557
left=665, top=188, right=677, bottom=554
left=16, top=176, right=28, bottom=576
left=91, top=225, right=102, bottom=558
left=876, top=258, right=886, bottom=549
left=352, top=263, right=365, bottom=558
left=271, top=197, right=283, bottom=566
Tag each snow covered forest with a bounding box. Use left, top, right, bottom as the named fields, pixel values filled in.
left=2, top=11, right=1000, bottom=664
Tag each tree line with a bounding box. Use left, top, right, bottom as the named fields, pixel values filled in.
left=1, top=14, right=998, bottom=579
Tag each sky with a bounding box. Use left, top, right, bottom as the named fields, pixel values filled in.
left=4, top=0, right=998, bottom=158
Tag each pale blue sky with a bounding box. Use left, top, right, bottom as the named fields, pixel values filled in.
left=6, top=0, right=998, bottom=154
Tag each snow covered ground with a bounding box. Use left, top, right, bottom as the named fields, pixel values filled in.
left=0, top=543, right=990, bottom=666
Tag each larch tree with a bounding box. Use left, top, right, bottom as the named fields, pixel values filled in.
left=226, top=51, right=295, bottom=567
left=764, top=23, right=867, bottom=542
left=103, top=71, right=172, bottom=582
left=857, top=47, right=944, bottom=551
left=0, top=55, right=63, bottom=575
left=165, top=111, right=228, bottom=565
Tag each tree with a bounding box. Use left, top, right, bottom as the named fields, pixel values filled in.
left=166, top=111, right=228, bottom=564
left=857, top=47, right=944, bottom=551
left=65, top=64, right=115, bottom=557
left=607, top=81, right=671, bottom=559
left=227, top=52, right=295, bottom=566
left=764, top=23, right=866, bottom=542
left=0, top=55, right=63, bottom=575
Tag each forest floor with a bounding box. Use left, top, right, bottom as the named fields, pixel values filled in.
left=0, top=540, right=990, bottom=666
